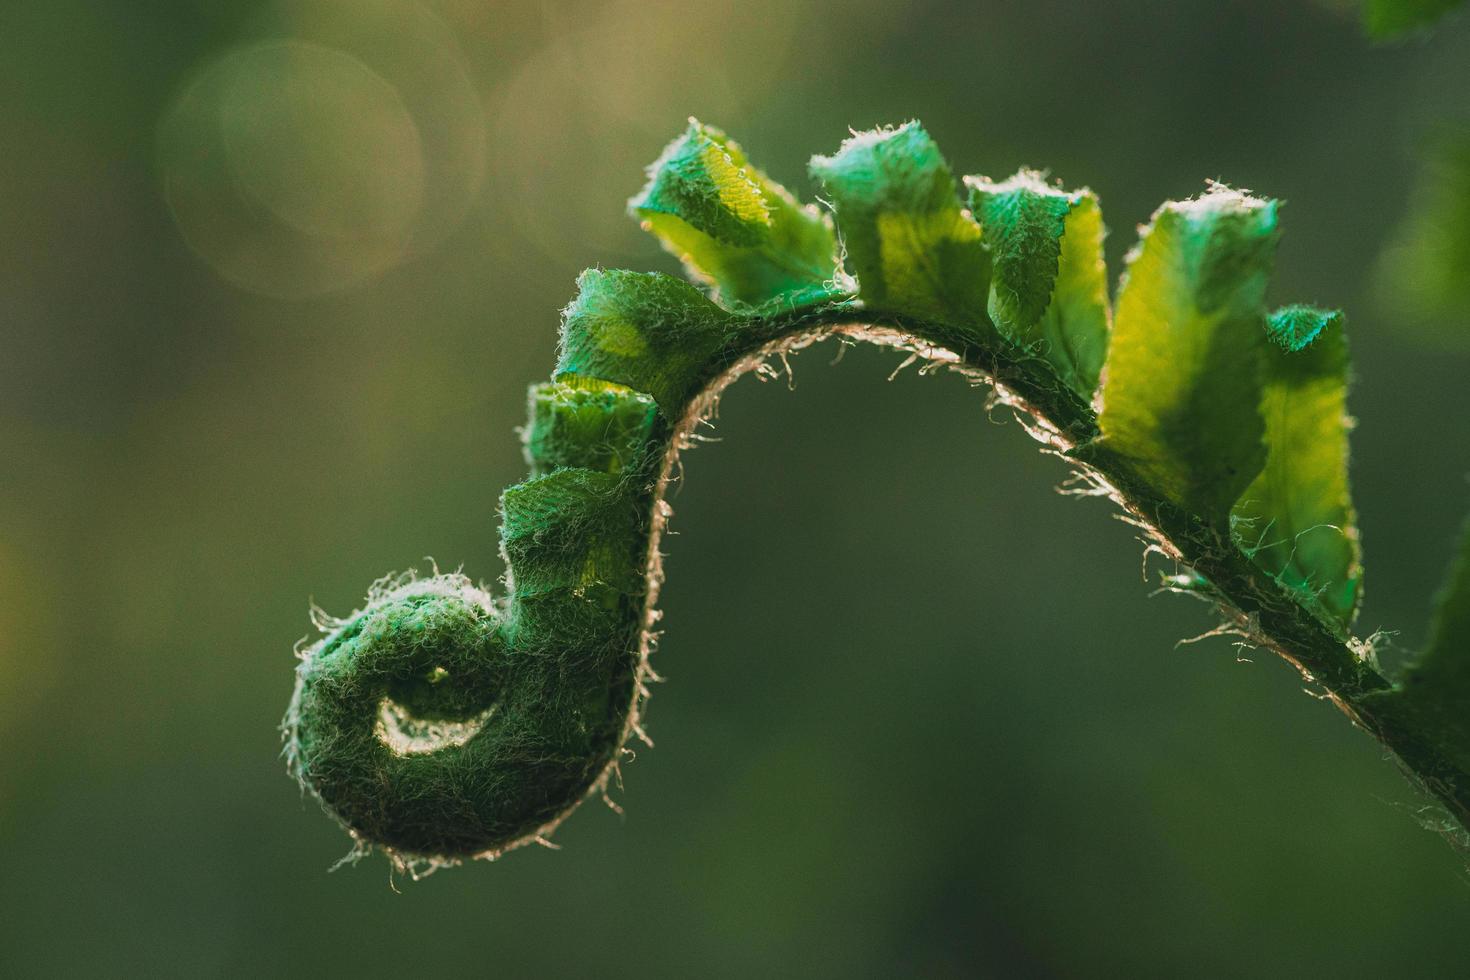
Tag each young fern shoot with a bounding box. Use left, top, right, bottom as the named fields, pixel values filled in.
left=284, top=119, right=1470, bottom=874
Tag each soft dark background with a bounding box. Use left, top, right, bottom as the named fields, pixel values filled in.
left=4, top=0, right=1470, bottom=975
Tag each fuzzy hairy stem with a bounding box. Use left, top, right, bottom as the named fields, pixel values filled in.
left=727, top=297, right=1468, bottom=833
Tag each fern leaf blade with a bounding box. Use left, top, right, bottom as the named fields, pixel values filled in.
left=524, top=376, right=659, bottom=478
left=1231, top=306, right=1361, bottom=627
left=555, top=269, right=738, bottom=414
left=1076, top=187, right=1278, bottom=524
left=809, top=123, right=996, bottom=344
left=967, top=170, right=1111, bottom=396
left=629, top=119, right=838, bottom=309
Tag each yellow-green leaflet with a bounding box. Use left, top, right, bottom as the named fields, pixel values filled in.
left=1076, top=188, right=1278, bottom=524
left=809, top=123, right=994, bottom=342
left=1231, top=307, right=1360, bottom=628
left=630, top=119, right=837, bottom=309
left=967, top=170, right=1110, bottom=396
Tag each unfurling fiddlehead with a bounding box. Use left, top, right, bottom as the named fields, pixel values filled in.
left=286, top=119, right=1470, bottom=873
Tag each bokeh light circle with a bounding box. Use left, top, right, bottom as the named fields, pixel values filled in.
left=159, top=39, right=427, bottom=298
left=271, top=0, right=488, bottom=258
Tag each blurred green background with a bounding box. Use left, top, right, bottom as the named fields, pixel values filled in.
left=4, top=0, right=1470, bottom=975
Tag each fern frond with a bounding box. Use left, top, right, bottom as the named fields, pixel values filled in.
left=284, top=120, right=1470, bottom=871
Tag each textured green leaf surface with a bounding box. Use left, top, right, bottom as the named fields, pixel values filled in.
left=966, top=170, right=1110, bottom=396
left=1231, top=307, right=1360, bottom=627
left=500, top=467, right=646, bottom=596
left=1364, top=0, right=1464, bottom=37
left=1366, top=518, right=1470, bottom=771
left=556, top=269, right=734, bottom=413
left=1377, top=133, right=1470, bottom=341
left=809, top=123, right=993, bottom=338
left=1076, top=188, right=1278, bottom=523
left=629, top=119, right=837, bottom=309
left=524, top=376, right=659, bottom=477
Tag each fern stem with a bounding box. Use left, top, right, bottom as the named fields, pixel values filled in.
left=728, top=297, right=1469, bottom=834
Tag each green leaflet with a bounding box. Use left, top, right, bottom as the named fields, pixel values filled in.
left=1231, top=307, right=1360, bottom=627
left=629, top=119, right=838, bottom=309
left=1376, top=133, right=1470, bottom=343
left=1075, top=187, right=1278, bottom=524
left=556, top=268, right=735, bottom=414
left=500, top=468, right=647, bottom=597
left=524, top=376, right=659, bottom=477
left=966, top=170, right=1111, bottom=396
left=1363, top=0, right=1464, bottom=37
left=1365, top=517, right=1470, bottom=772
left=808, top=123, right=994, bottom=341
